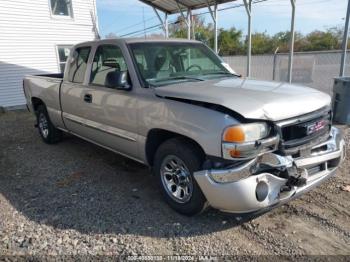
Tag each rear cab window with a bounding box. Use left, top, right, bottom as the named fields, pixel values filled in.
left=68, top=46, right=91, bottom=83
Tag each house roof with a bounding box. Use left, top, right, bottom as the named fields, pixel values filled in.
left=139, top=0, right=237, bottom=14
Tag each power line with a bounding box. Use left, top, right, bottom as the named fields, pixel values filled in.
left=120, top=23, right=164, bottom=37
left=131, top=26, right=164, bottom=37
left=194, top=0, right=269, bottom=16
left=257, top=0, right=331, bottom=7
left=128, top=22, right=167, bottom=37
left=106, top=16, right=157, bottom=33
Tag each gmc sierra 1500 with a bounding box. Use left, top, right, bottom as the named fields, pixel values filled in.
left=23, top=38, right=345, bottom=215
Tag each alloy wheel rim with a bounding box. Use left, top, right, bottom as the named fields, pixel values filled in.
left=38, top=113, right=49, bottom=138
left=160, top=155, right=193, bottom=204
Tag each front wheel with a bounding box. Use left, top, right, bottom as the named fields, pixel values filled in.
left=154, top=138, right=208, bottom=216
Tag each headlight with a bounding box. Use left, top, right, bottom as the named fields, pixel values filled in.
left=222, top=123, right=277, bottom=159
left=223, top=123, right=269, bottom=143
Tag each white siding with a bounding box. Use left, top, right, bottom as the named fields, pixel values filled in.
left=0, top=0, right=98, bottom=107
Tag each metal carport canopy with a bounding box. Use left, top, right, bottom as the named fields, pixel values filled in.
left=138, top=0, right=236, bottom=14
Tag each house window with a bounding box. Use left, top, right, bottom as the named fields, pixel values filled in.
left=50, top=0, right=73, bottom=17
left=57, top=46, right=72, bottom=73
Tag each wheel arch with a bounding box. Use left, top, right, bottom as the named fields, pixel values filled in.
left=145, top=128, right=206, bottom=167
left=31, top=97, right=45, bottom=112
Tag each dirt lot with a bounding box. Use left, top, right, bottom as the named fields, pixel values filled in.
left=0, top=110, right=349, bottom=258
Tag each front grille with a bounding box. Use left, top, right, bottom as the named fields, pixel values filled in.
left=276, top=107, right=332, bottom=154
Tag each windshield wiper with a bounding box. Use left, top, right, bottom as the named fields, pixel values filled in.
left=205, top=71, right=241, bottom=77
left=152, top=76, right=205, bottom=83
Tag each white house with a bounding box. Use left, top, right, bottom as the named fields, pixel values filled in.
left=0, top=0, right=99, bottom=108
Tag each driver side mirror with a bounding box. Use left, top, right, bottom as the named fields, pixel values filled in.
left=105, top=71, right=131, bottom=90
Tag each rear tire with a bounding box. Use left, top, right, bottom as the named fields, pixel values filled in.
left=154, top=138, right=208, bottom=216
left=36, top=105, right=62, bottom=144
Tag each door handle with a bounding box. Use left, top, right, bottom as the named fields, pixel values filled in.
left=84, top=94, right=92, bottom=103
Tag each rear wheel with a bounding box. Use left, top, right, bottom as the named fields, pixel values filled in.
left=36, top=105, right=62, bottom=144
left=154, top=138, right=208, bottom=216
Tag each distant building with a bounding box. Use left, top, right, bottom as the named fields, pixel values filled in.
left=0, top=0, right=99, bottom=108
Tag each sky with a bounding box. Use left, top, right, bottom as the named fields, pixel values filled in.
left=96, top=0, right=349, bottom=38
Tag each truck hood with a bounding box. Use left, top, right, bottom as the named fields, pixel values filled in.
left=154, top=78, right=331, bottom=121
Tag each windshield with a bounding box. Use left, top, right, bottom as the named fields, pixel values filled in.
left=129, top=42, right=235, bottom=87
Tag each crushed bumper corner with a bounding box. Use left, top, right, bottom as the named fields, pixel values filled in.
left=194, top=127, right=345, bottom=214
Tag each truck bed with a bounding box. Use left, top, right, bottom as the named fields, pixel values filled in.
left=23, top=73, right=65, bottom=129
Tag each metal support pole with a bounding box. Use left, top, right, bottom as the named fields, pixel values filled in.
left=243, top=0, right=252, bottom=77
left=272, top=47, right=279, bottom=81
left=176, top=1, right=190, bottom=40
left=207, top=1, right=218, bottom=53
left=340, top=0, right=350, bottom=77
left=214, top=4, right=218, bottom=53
left=192, top=13, right=195, bottom=39
left=288, top=0, right=296, bottom=83
left=187, top=8, right=192, bottom=40
left=153, top=8, right=169, bottom=39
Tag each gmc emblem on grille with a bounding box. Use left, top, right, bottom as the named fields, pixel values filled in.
left=306, top=120, right=327, bottom=135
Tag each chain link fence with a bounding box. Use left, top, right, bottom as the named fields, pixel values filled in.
left=223, top=50, right=350, bottom=95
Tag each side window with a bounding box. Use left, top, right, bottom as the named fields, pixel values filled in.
left=57, top=45, right=72, bottom=73
left=50, top=0, right=73, bottom=17
left=90, top=45, right=127, bottom=86
left=68, top=46, right=91, bottom=83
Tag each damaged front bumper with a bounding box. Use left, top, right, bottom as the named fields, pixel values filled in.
left=194, top=127, right=346, bottom=214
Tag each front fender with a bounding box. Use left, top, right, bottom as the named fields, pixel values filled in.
left=138, top=96, right=240, bottom=158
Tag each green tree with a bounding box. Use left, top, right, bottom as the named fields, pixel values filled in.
left=302, top=29, right=341, bottom=51
left=271, top=31, right=304, bottom=53
left=170, top=15, right=208, bottom=40
left=251, top=32, right=274, bottom=54
left=218, top=27, right=243, bottom=55
left=169, top=16, right=187, bottom=39
left=194, top=22, right=214, bottom=47
left=167, top=15, right=345, bottom=54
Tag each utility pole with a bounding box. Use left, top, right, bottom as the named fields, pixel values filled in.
left=142, top=7, right=146, bottom=39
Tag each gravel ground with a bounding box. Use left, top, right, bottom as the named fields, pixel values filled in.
left=0, top=110, right=349, bottom=259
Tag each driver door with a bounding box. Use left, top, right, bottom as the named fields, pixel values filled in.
left=62, top=44, right=139, bottom=160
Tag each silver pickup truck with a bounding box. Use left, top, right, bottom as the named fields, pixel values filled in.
left=23, top=38, right=345, bottom=216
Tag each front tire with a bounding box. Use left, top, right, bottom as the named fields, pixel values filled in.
left=154, top=138, right=208, bottom=216
left=36, top=105, right=62, bottom=144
